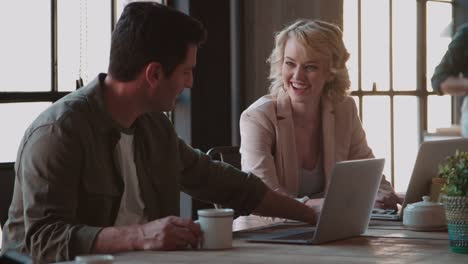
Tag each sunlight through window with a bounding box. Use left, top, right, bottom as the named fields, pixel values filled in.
left=343, top=0, right=453, bottom=192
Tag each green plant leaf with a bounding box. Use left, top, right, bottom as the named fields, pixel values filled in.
left=439, top=150, right=468, bottom=196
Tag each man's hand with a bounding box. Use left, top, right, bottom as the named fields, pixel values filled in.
left=92, top=216, right=202, bottom=254
left=374, top=189, right=403, bottom=210
left=253, top=189, right=318, bottom=225
left=305, top=198, right=323, bottom=218
left=137, top=216, right=202, bottom=250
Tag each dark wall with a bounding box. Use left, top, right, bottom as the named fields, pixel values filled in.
left=242, top=0, right=343, bottom=106
left=0, top=163, right=15, bottom=228
left=170, top=0, right=233, bottom=153
left=189, top=0, right=233, bottom=152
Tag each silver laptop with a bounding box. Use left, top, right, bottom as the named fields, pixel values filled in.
left=247, top=158, right=384, bottom=245
left=371, top=138, right=468, bottom=220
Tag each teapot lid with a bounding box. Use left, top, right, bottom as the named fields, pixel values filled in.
left=406, top=196, right=443, bottom=210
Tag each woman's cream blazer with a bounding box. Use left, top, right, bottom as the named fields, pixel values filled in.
left=239, top=89, right=394, bottom=198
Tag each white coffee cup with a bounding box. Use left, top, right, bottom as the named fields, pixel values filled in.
left=196, top=208, right=234, bottom=250
left=75, top=254, right=114, bottom=264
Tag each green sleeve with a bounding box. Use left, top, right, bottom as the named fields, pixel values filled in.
left=18, top=124, right=102, bottom=262
left=177, top=138, right=267, bottom=216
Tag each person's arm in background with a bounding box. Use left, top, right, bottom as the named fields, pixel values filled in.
left=432, top=25, right=468, bottom=96
left=440, top=73, right=468, bottom=96
left=347, top=99, right=403, bottom=210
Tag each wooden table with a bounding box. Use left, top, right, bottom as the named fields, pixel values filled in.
left=59, top=221, right=467, bottom=263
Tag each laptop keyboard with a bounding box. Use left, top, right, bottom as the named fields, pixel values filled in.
left=371, top=208, right=397, bottom=215
left=370, top=208, right=400, bottom=220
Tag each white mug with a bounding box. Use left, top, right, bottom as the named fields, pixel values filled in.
left=75, top=254, right=114, bottom=264
left=196, top=208, right=234, bottom=249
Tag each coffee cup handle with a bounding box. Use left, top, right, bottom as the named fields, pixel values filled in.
left=193, top=220, right=203, bottom=248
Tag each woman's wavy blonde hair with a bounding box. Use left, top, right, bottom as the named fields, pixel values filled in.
left=268, top=19, right=351, bottom=103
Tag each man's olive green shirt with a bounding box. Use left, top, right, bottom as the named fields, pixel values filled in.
left=1, top=74, right=267, bottom=262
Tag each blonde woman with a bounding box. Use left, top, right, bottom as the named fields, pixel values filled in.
left=235, top=19, right=401, bottom=229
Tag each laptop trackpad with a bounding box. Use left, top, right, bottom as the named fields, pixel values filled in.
left=247, top=227, right=316, bottom=244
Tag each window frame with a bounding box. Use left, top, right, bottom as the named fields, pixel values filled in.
left=0, top=0, right=118, bottom=165
left=348, top=0, right=454, bottom=186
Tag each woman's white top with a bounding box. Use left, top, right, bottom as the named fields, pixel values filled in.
left=297, top=155, right=324, bottom=198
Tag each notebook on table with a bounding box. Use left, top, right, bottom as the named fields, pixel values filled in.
left=247, top=158, right=385, bottom=245
left=370, top=138, right=468, bottom=221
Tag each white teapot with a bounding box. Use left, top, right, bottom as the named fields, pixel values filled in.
left=403, top=196, right=446, bottom=231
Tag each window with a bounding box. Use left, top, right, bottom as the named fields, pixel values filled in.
left=0, top=0, right=167, bottom=164
left=1, top=0, right=53, bottom=163
left=0, top=0, right=113, bottom=163
left=343, top=0, right=453, bottom=192
left=57, top=0, right=111, bottom=91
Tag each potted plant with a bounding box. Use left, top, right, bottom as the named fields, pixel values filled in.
left=438, top=150, right=468, bottom=253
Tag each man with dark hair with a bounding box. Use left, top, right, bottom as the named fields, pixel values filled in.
left=1, top=2, right=317, bottom=262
